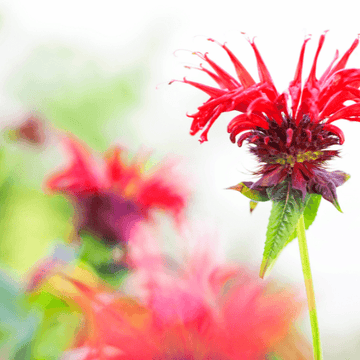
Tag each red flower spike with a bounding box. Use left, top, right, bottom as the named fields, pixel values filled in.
left=179, top=33, right=358, bottom=208
left=46, top=137, right=187, bottom=245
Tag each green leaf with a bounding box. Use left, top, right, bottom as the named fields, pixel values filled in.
left=287, top=194, right=321, bottom=243
left=227, top=182, right=269, bottom=202
left=32, top=297, right=82, bottom=360
left=266, top=355, right=282, bottom=360
left=260, top=183, right=306, bottom=279
left=79, top=234, right=128, bottom=287
left=0, top=270, right=41, bottom=359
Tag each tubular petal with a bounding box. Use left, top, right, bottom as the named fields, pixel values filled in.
left=318, top=49, right=339, bottom=84
left=289, top=36, right=311, bottom=118
left=227, top=113, right=249, bottom=133
left=183, top=78, right=227, bottom=98
left=220, top=42, right=256, bottom=88
left=187, top=64, right=229, bottom=90
left=275, top=93, right=289, bottom=118
left=236, top=132, right=253, bottom=147
left=320, top=87, right=360, bottom=118
left=202, top=53, right=241, bottom=90
left=295, top=34, right=327, bottom=124
left=249, top=39, right=275, bottom=87
left=323, top=124, right=345, bottom=144
left=247, top=97, right=283, bottom=126
left=228, top=113, right=269, bottom=133
left=308, top=33, right=326, bottom=84
left=229, top=122, right=257, bottom=143
left=46, top=137, right=101, bottom=194
left=327, top=36, right=360, bottom=77
left=199, top=104, right=226, bottom=143
left=326, top=102, right=360, bottom=123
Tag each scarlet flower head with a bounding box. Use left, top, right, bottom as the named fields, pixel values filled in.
left=46, top=137, right=187, bottom=245
left=178, top=33, right=360, bottom=207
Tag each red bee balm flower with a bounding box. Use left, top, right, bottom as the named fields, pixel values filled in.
left=178, top=33, right=360, bottom=207
left=46, top=137, right=186, bottom=245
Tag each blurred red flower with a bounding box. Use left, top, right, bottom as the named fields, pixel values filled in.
left=61, top=229, right=311, bottom=360
left=7, top=114, right=46, bottom=146
left=46, top=137, right=187, bottom=245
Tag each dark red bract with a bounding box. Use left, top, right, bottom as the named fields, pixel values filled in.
left=179, top=33, right=360, bottom=207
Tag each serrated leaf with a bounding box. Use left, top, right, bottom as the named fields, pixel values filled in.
left=227, top=182, right=269, bottom=202
left=287, top=194, right=321, bottom=243
left=260, top=184, right=306, bottom=279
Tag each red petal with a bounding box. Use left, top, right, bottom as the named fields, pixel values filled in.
left=229, top=121, right=256, bottom=143
left=227, top=113, right=248, bottom=133
left=308, top=33, right=326, bottom=85
left=227, top=113, right=268, bottom=133
left=46, top=137, right=100, bottom=195
left=202, top=53, right=241, bottom=90
left=249, top=38, right=276, bottom=87
left=197, top=94, right=232, bottom=111
left=323, top=124, right=345, bottom=144
left=185, top=64, right=228, bottom=90
left=248, top=113, right=270, bottom=129
left=182, top=78, right=226, bottom=98
left=275, top=92, right=289, bottom=118
left=318, top=50, right=339, bottom=85
left=326, top=36, right=359, bottom=78
left=215, top=41, right=256, bottom=88
left=247, top=97, right=283, bottom=126
left=236, top=132, right=253, bottom=147
left=105, top=147, right=125, bottom=184
left=296, top=34, right=326, bottom=124
left=320, top=86, right=360, bottom=118
left=289, top=36, right=311, bottom=118
left=137, top=177, right=186, bottom=221
left=319, top=68, right=360, bottom=113
left=326, top=102, right=360, bottom=124
left=199, top=103, right=226, bottom=143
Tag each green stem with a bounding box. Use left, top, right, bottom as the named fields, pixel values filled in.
left=297, top=214, right=323, bottom=360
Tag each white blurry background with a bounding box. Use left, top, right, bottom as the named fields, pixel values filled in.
left=1, top=0, right=360, bottom=358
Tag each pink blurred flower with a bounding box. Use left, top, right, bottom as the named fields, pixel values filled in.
left=45, top=137, right=187, bottom=245
left=62, top=229, right=311, bottom=360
